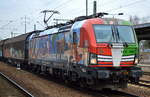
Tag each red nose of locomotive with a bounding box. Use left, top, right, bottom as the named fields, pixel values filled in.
left=89, top=43, right=137, bottom=67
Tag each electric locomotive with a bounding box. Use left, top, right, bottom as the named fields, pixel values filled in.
left=28, top=15, right=142, bottom=89
left=0, top=13, right=142, bottom=89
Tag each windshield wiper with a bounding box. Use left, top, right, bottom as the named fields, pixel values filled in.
left=115, top=26, right=128, bottom=47
left=110, top=26, right=115, bottom=42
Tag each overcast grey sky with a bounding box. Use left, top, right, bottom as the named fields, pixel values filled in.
left=0, top=0, right=150, bottom=39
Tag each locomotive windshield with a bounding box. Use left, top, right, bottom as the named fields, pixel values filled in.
left=94, top=25, right=114, bottom=42
left=93, top=24, right=135, bottom=43
left=116, top=25, right=135, bottom=43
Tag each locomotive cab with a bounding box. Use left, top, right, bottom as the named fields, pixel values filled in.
left=73, top=18, right=142, bottom=89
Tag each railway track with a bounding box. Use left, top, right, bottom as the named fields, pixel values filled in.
left=0, top=72, right=34, bottom=97
left=136, top=71, right=150, bottom=88
left=130, top=79, right=150, bottom=89
left=0, top=63, right=141, bottom=97
left=143, top=72, right=150, bottom=76
left=140, top=79, right=150, bottom=83
left=27, top=70, right=138, bottom=97
left=138, top=79, right=150, bottom=88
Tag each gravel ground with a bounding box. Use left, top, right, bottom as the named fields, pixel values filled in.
left=120, top=84, right=150, bottom=97
left=140, top=75, right=150, bottom=81
left=0, top=62, right=150, bottom=97
left=0, top=62, right=105, bottom=97
left=0, top=75, right=26, bottom=97
left=120, top=75, right=150, bottom=97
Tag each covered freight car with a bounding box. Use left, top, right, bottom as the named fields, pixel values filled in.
left=0, top=39, right=8, bottom=61
left=0, top=40, right=5, bottom=60
left=3, top=30, right=42, bottom=66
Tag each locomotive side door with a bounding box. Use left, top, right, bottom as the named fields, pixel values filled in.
left=72, top=32, right=78, bottom=63
left=72, top=32, right=84, bottom=64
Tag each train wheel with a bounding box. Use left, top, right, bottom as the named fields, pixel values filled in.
left=79, top=78, right=88, bottom=88
left=101, top=88, right=112, bottom=94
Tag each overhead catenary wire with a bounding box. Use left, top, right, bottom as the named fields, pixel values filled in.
left=54, top=0, right=73, bottom=10
left=63, top=0, right=114, bottom=17
left=0, top=21, right=13, bottom=29
left=68, top=0, right=146, bottom=18
left=70, top=0, right=112, bottom=16
left=105, top=0, right=146, bottom=12
left=54, top=0, right=97, bottom=17
left=0, top=0, right=149, bottom=39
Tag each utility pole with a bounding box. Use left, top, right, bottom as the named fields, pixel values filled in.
left=25, top=16, right=27, bottom=33
left=86, top=0, right=88, bottom=16
left=11, top=32, right=21, bottom=37
left=21, top=16, right=30, bottom=33
left=93, top=1, right=97, bottom=15
left=11, top=32, right=13, bottom=38
left=108, top=13, right=123, bottom=24
left=34, top=24, right=36, bottom=31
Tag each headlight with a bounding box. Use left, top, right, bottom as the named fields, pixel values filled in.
left=134, top=58, right=138, bottom=64
left=90, top=53, right=97, bottom=64
left=90, top=59, right=97, bottom=64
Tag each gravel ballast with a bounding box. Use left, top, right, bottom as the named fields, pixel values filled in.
left=0, top=62, right=150, bottom=97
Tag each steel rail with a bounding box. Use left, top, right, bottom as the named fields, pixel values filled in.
left=140, top=79, right=150, bottom=83
left=138, top=80, right=150, bottom=88
left=130, top=80, right=150, bottom=89
left=143, top=72, right=150, bottom=76
left=0, top=72, right=34, bottom=97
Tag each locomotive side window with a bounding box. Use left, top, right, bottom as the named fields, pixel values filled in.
left=64, top=32, right=70, bottom=50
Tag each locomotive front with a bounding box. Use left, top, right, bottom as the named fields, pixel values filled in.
left=74, top=18, right=143, bottom=89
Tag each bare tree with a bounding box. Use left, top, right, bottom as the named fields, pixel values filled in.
left=141, top=16, right=150, bottom=23
left=129, top=15, right=150, bottom=24
left=129, top=15, right=140, bottom=25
